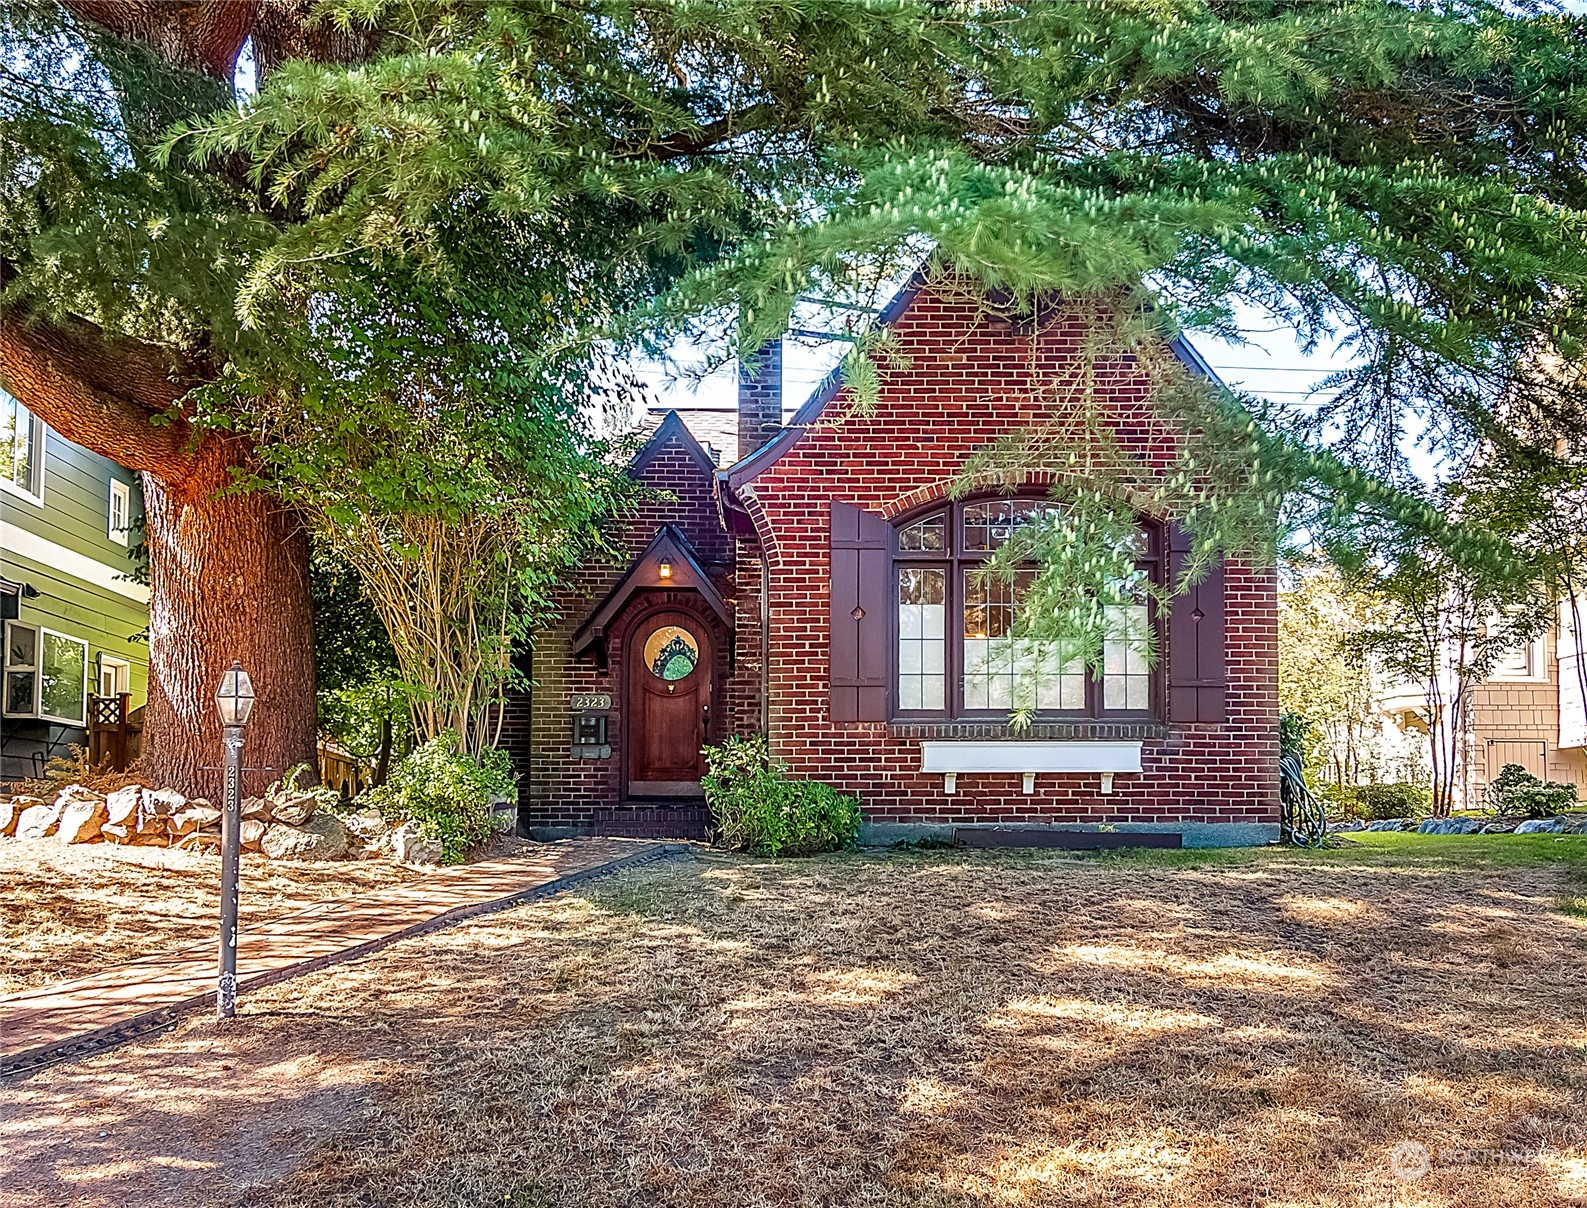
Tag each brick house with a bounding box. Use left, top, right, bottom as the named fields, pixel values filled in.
left=505, top=275, right=1281, bottom=845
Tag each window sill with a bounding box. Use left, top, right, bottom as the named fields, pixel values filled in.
left=889, top=718, right=1168, bottom=741
left=0, top=479, right=44, bottom=508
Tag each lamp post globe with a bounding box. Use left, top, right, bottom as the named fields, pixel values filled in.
left=216, top=661, right=256, bottom=726
left=213, top=661, right=254, bottom=1019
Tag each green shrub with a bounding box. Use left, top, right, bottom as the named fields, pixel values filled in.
left=265, top=763, right=343, bottom=813
left=702, top=735, right=861, bottom=857
left=1279, top=712, right=1311, bottom=766
left=1318, top=781, right=1431, bottom=821
left=1484, top=763, right=1577, bottom=818
left=358, top=732, right=516, bottom=863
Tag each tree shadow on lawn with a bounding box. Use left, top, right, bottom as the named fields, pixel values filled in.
left=4, top=846, right=1587, bottom=1208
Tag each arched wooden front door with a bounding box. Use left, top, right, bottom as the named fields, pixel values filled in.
left=626, top=610, right=712, bottom=797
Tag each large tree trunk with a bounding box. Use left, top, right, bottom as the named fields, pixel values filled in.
left=0, top=304, right=319, bottom=795
left=141, top=472, right=317, bottom=799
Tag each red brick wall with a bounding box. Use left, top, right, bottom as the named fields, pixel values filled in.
left=737, top=283, right=1280, bottom=828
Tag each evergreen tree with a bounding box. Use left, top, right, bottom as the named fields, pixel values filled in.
left=5, top=0, right=1587, bottom=788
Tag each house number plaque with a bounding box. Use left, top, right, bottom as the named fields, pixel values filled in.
left=569, top=693, right=611, bottom=711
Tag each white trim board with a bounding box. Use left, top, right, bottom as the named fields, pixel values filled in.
left=0, top=521, right=150, bottom=604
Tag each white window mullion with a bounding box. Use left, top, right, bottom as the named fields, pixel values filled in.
left=108, top=479, right=131, bottom=545
left=3, top=620, right=41, bottom=717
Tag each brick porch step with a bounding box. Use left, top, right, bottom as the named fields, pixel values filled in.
left=592, top=807, right=710, bottom=840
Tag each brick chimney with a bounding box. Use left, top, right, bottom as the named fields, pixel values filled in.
left=737, top=337, right=783, bottom=459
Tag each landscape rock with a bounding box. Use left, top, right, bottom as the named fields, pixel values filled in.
left=0, top=800, right=19, bottom=836
left=54, top=785, right=105, bottom=811
left=240, top=818, right=268, bottom=851
left=16, top=802, right=64, bottom=840
left=1568, top=817, right=1587, bottom=835
left=1418, top=817, right=1483, bottom=835
left=269, top=792, right=317, bottom=828
left=241, top=796, right=269, bottom=821
left=343, top=808, right=389, bottom=841
left=1482, top=821, right=1519, bottom=834
left=56, top=796, right=108, bottom=844
left=1328, top=820, right=1364, bottom=833
left=106, top=815, right=168, bottom=845
left=1364, top=819, right=1413, bottom=832
left=142, top=788, right=187, bottom=816
left=105, top=786, right=142, bottom=826
left=393, top=820, right=443, bottom=866
left=168, top=805, right=222, bottom=837
left=1515, top=817, right=1568, bottom=835
left=261, top=812, right=350, bottom=861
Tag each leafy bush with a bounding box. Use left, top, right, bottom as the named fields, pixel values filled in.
left=702, top=735, right=861, bottom=857
left=358, top=732, right=516, bottom=863
left=266, top=763, right=342, bottom=812
left=1319, top=781, right=1432, bottom=821
left=17, top=745, right=145, bottom=796
left=1483, top=763, right=1577, bottom=818
left=1279, top=712, right=1310, bottom=766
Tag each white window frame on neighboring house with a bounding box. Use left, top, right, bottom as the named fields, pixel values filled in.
left=3, top=621, right=89, bottom=725
left=1489, top=632, right=1549, bottom=683
left=108, top=479, right=131, bottom=545
left=3, top=619, right=40, bottom=717
left=98, top=653, right=131, bottom=698
left=0, top=389, right=45, bottom=506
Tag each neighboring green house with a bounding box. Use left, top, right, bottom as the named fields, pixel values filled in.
left=2, top=388, right=149, bottom=781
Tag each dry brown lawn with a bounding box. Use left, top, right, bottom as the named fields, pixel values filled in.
left=0, top=838, right=417, bottom=994
left=4, top=836, right=1587, bottom=1207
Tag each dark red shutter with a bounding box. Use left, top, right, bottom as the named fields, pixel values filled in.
left=1167, top=524, right=1227, bottom=724
left=830, top=501, right=891, bottom=721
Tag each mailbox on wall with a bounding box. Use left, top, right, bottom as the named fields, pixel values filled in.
left=574, top=712, right=608, bottom=748
left=570, top=693, right=612, bottom=759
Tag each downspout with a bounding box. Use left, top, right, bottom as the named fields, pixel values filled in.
left=517, top=640, right=533, bottom=838
left=760, top=556, right=770, bottom=738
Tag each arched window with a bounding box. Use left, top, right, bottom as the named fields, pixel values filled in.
left=892, top=497, right=1160, bottom=720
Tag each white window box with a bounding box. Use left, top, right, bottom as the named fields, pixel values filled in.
left=919, top=740, right=1143, bottom=795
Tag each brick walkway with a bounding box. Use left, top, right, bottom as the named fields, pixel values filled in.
left=0, top=838, right=679, bottom=1075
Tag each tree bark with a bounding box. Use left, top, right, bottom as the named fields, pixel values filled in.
left=141, top=472, right=316, bottom=798
left=0, top=303, right=318, bottom=795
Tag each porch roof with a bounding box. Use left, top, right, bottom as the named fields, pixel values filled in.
left=569, top=525, right=732, bottom=658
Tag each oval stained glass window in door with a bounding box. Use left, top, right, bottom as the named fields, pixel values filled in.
left=643, top=625, right=699, bottom=681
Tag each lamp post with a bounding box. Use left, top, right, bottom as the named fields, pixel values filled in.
left=214, top=661, right=255, bottom=1019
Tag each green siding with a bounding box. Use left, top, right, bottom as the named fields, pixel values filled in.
left=2, top=548, right=150, bottom=703
left=4, top=429, right=144, bottom=565
left=3, top=427, right=149, bottom=708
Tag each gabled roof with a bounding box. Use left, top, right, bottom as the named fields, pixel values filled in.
left=570, top=524, right=731, bottom=656
left=642, top=407, right=738, bottom=466
left=630, top=409, right=721, bottom=479
left=722, top=269, right=928, bottom=495
left=719, top=270, right=1229, bottom=498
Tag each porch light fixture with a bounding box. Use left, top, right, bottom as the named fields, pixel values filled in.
left=658, top=561, right=673, bottom=580
left=213, top=660, right=254, bottom=1019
